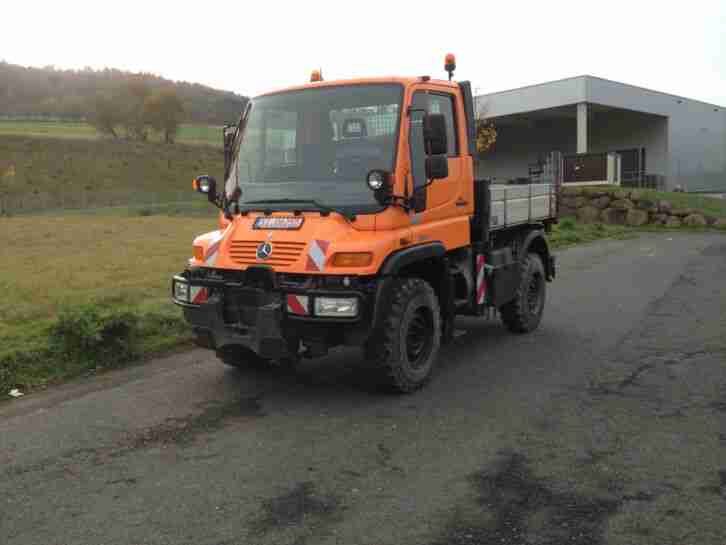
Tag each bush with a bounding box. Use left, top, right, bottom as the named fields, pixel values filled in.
left=48, top=304, right=138, bottom=367
left=0, top=348, right=49, bottom=396
left=0, top=352, right=23, bottom=394
left=559, top=217, right=576, bottom=231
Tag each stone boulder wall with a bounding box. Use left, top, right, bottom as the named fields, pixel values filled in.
left=683, top=214, right=708, bottom=227
left=636, top=199, right=656, bottom=212
left=600, top=207, right=627, bottom=225
left=577, top=206, right=601, bottom=224
left=626, top=209, right=650, bottom=226
left=559, top=186, right=724, bottom=228
left=611, top=199, right=634, bottom=210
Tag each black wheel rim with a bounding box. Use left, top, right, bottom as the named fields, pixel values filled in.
left=527, top=272, right=543, bottom=316
left=406, top=306, right=434, bottom=368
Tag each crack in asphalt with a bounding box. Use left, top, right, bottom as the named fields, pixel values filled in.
left=618, top=363, right=656, bottom=389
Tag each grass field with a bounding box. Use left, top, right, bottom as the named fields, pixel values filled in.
left=0, top=120, right=222, bottom=147
left=0, top=213, right=219, bottom=394
left=1, top=134, right=223, bottom=213
left=547, top=217, right=633, bottom=248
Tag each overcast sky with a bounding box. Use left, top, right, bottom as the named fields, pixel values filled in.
left=3, top=0, right=726, bottom=105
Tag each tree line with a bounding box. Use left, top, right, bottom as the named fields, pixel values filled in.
left=0, top=62, right=247, bottom=127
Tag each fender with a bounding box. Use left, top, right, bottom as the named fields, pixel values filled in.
left=370, top=242, right=450, bottom=339
left=521, top=228, right=545, bottom=254
left=380, top=242, right=446, bottom=276
left=521, top=228, right=555, bottom=281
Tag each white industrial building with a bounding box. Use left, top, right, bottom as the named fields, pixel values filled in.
left=475, top=76, right=726, bottom=192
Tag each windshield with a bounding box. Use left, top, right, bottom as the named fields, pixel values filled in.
left=225, top=84, right=403, bottom=214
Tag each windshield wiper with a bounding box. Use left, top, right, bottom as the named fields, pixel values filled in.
left=243, top=199, right=356, bottom=221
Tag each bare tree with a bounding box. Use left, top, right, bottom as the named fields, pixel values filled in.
left=121, top=77, right=152, bottom=141
left=145, top=88, right=185, bottom=143
left=88, top=94, right=122, bottom=138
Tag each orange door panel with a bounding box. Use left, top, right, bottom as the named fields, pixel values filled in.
left=426, top=156, right=461, bottom=210
left=405, top=83, right=472, bottom=250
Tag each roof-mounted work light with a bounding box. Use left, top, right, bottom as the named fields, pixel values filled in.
left=310, top=69, right=323, bottom=82
left=444, top=53, right=456, bottom=81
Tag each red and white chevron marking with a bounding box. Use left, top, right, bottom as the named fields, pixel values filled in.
left=286, top=294, right=309, bottom=315
left=476, top=254, right=487, bottom=305
left=306, top=239, right=330, bottom=272
left=203, top=225, right=232, bottom=266
left=190, top=286, right=209, bottom=304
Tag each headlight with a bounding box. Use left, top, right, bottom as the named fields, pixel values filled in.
left=314, top=297, right=359, bottom=317
left=173, top=280, right=189, bottom=303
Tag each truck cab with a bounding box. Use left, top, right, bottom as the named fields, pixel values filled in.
left=172, top=57, right=557, bottom=392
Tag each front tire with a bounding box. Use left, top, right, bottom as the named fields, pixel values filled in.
left=500, top=252, right=546, bottom=333
left=364, top=278, right=441, bottom=393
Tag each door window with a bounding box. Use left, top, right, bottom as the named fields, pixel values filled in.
left=428, top=93, right=458, bottom=156
left=409, top=92, right=428, bottom=194
left=409, top=91, right=458, bottom=211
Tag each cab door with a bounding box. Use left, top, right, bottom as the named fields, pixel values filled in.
left=407, top=86, right=471, bottom=248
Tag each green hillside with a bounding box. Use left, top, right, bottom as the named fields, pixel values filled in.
left=1, top=134, right=223, bottom=212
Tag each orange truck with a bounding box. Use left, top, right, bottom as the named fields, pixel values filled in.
left=172, top=56, right=557, bottom=392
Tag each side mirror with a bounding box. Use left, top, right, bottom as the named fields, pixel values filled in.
left=192, top=175, right=217, bottom=203
left=423, top=113, right=448, bottom=156
left=425, top=155, right=448, bottom=181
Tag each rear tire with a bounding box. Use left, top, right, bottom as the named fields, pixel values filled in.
left=500, top=252, right=546, bottom=333
left=216, top=345, right=270, bottom=370
left=364, top=278, right=441, bottom=393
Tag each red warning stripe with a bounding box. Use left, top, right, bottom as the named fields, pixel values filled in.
left=191, top=287, right=209, bottom=304
left=305, top=239, right=330, bottom=271
left=476, top=254, right=486, bottom=305
left=286, top=294, right=309, bottom=315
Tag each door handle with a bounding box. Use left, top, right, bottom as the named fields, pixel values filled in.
left=455, top=198, right=468, bottom=207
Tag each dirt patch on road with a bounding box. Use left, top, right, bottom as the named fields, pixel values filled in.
left=4, top=394, right=265, bottom=479
left=430, top=451, right=619, bottom=545
left=248, top=482, right=343, bottom=545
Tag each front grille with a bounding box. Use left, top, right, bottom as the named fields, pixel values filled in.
left=228, top=240, right=306, bottom=268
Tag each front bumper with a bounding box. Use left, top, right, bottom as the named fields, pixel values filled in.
left=172, top=271, right=376, bottom=359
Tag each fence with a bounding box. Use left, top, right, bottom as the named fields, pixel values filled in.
left=620, top=171, right=667, bottom=191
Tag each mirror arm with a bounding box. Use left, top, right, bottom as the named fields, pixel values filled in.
left=386, top=193, right=412, bottom=212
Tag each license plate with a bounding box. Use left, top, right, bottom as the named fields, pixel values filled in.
left=253, top=217, right=304, bottom=230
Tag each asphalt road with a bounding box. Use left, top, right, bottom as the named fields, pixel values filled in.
left=2, top=232, right=725, bottom=545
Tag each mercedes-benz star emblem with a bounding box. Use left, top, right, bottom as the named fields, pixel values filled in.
left=256, top=241, right=273, bottom=260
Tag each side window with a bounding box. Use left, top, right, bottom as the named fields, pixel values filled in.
left=409, top=92, right=428, bottom=192
left=428, top=93, right=458, bottom=156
